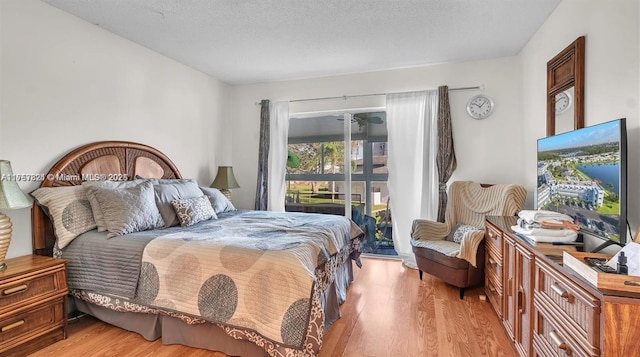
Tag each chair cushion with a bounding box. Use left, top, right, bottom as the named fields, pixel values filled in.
left=411, top=240, right=469, bottom=269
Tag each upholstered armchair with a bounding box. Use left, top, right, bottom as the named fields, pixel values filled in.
left=410, top=181, right=526, bottom=299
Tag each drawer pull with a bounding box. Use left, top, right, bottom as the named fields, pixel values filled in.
left=488, top=257, right=496, bottom=266
left=550, top=283, right=569, bottom=299
left=489, top=232, right=498, bottom=240
left=517, top=287, right=525, bottom=314
left=624, top=280, right=640, bottom=287
left=549, top=331, right=569, bottom=351
left=2, top=284, right=27, bottom=295
left=1, top=320, right=25, bottom=333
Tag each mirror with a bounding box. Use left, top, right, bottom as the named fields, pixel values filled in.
left=547, top=36, right=585, bottom=136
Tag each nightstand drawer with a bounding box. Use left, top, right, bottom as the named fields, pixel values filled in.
left=0, top=297, right=66, bottom=354
left=0, top=268, right=66, bottom=312
left=0, top=255, right=67, bottom=356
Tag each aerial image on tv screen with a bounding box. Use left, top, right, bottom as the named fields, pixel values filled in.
left=536, top=119, right=627, bottom=245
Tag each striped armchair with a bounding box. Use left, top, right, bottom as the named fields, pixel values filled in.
left=410, top=181, right=526, bottom=299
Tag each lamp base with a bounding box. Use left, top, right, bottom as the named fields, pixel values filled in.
left=0, top=212, right=13, bottom=273
left=219, top=189, right=233, bottom=201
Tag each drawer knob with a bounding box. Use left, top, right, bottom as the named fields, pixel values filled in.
left=2, top=284, right=27, bottom=295
left=1, top=319, right=25, bottom=333
left=549, top=331, right=570, bottom=354
left=550, top=283, right=569, bottom=299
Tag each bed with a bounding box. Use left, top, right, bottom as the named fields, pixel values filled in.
left=31, top=141, right=363, bottom=357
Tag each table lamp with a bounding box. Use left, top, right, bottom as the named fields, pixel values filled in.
left=0, top=160, right=32, bottom=272
left=210, top=166, right=239, bottom=201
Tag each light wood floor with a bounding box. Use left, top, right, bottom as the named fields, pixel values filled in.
left=30, top=257, right=517, bottom=357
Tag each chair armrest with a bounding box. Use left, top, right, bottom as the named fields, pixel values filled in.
left=411, top=219, right=449, bottom=241
left=455, top=230, right=485, bottom=267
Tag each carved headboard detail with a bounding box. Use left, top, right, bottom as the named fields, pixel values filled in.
left=32, top=141, right=182, bottom=256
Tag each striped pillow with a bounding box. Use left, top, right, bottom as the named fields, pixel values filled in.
left=31, top=186, right=96, bottom=249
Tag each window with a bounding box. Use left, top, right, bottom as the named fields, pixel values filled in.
left=286, top=111, right=393, bottom=255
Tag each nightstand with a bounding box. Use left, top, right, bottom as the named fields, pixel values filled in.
left=0, top=255, right=67, bottom=356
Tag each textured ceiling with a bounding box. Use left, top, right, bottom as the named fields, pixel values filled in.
left=41, top=0, right=561, bottom=85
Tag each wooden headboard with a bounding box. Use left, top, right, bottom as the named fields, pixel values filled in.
left=32, top=141, right=182, bottom=256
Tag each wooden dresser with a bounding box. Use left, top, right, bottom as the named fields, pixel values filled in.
left=0, top=255, right=67, bottom=356
left=485, top=216, right=640, bottom=357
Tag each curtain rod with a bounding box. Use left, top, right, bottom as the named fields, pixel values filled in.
left=254, top=85, right=483, bottom=105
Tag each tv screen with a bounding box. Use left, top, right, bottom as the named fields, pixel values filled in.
left=536, top=118, right=627, bottom=248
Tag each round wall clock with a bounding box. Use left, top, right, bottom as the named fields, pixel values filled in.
left=466, top=94, right=494, bottom=120
left=555, top=91, right=572, bottom=114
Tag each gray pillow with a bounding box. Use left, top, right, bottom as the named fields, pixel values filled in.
left=152, top=180, right=203, bottom=227
left=200, top=187, right=236, bottom=214
left=171, top=195, right=217, bottom=227
left=83, top=179, right=145, bottom=232
left=446, top=224, right=482, bottom=244
left=90, top=181, right=164, bottom=238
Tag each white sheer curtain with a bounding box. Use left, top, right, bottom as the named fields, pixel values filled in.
left=386, top=91, right=439, bottom=268
left=267, top=101, right=290, bottom=211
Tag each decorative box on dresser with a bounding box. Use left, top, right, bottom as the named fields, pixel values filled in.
left=485, top=216, right=640, bottom=357
left=0, top=255, right=67, bottom=356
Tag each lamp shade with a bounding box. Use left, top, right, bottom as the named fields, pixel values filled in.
left=0, top=160, right=32, bottom=210
left=0, top=160, right=31, bottom=272
left=210, top=166, right=240, bottom=190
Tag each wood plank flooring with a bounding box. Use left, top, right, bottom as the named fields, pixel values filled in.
left=29, top=257, right=516, bottom=357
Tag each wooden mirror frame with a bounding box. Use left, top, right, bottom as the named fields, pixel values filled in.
left=546, top=36, right=585, bottom=136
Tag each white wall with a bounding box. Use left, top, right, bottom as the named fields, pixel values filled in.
left=520, top=0, right=640, bottom=240
left=0, top=0, right=230, bottom=258
left=231, top=57, right=524, bottom=210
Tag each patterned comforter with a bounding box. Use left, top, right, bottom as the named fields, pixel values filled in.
left=66, top=210, right=363, bottom=357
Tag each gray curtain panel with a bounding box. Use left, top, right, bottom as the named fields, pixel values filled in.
left=436, top=85, right=457, bottom=222
left=254, top=99, right=270, bottom=210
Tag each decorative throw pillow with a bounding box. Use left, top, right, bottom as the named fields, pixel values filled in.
left=446, top=224, right=482, bottom=244
left=200, top=187, right=236, bottom=214
left=171, top=195, right=217, bottom=227
left=83, top=179, right=145, bottom=232
left=152, top=180, right=203, bottom=227
left=31, top=185, right=96, bottom=249
left=90, top=181, right=164, bottom=238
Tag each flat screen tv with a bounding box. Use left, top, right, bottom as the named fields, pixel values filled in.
left=536, top=118, right=627, bottom=251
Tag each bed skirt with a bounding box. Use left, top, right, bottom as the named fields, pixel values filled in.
left=73, top=260, right=354, bottom=356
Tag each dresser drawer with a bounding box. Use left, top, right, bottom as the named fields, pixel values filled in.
left=0, top=297, right=66, bottom=354
left=486, top=252, right=503, bottom=286
left=0, top=266, right=66, bottom=315
left=534, top=259, right=600, bottom=355
left=485, top=273, right=503, bottom=319
left=485, top=223, right=503, bottom=260
left=533, top=300, right=598, bottom=357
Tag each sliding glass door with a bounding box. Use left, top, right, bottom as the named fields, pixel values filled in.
left=286, top=110, right=394, bottom=255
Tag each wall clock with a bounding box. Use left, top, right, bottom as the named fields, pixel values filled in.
left=555, top=90, right=572, bottom=114
left=466, top=94, right=494, bottom=120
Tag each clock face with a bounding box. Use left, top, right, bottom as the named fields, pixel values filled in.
left=466, top=95, right=494, bottom=119
left=555, top=91, right=572, bottom=114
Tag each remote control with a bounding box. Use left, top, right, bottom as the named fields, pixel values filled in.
left=584, top=257, right=617, bottom=274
